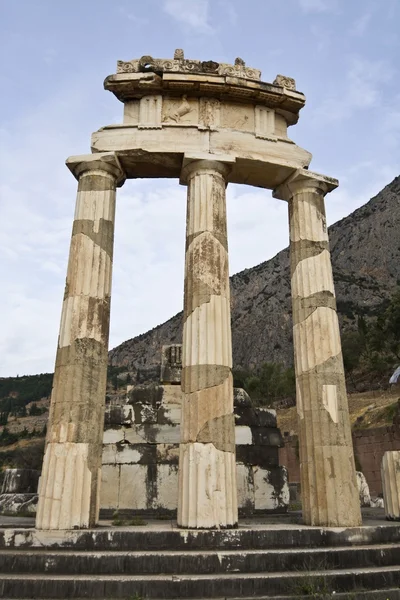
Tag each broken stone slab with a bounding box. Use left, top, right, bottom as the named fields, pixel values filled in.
left=253, top=466, right=289, bottom=511
left=0, top=493, right=38, bottom=514
left=370, top=496, right=384, bottom=508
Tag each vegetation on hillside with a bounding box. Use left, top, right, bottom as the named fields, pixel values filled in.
left=232, top=289, right=400, bottom=405
left=341, top=289, right=400, bottom=391
left=234, top=363, right=295, bottom=407
left=0, top=373, right=52, bottom=427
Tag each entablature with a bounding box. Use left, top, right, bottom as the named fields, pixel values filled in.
left=104, top=50, right=305, bottom=126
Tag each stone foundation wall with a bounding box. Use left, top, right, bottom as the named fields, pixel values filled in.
left=100, top=386, right=289, bottom=516
left=280, top=425, right=400, bottom=496
left=353, top=426, right=400, bottom=496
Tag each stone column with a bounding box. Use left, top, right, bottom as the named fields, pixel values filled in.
left=178, top=158, right=238, bottom=529
left=381, top=451, right=400, bottom=520
left=274, top=169, right=362, bottom=527
left=36, top=153, right=125, bottom=530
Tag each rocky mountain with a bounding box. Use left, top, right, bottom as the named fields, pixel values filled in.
left=109, top=176, right=400, bottom=378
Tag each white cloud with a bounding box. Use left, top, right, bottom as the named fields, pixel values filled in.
left=118, top=5, right=149, bottom=25
left=351, top=11, right=372, bottom=37
left=0, top=75, right=100, bottom=377
left=163, top=0, right=213, bottom=33
left=217, top=0, right=238, bottom=26
left=298, top=0, right=336, bottom=13
left=314, top=56, right=394, bottom=122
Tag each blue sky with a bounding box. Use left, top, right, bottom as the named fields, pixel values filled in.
left=0, top=0, right=399, bottom=376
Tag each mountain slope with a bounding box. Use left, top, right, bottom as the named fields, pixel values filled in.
left=109, top=176, right=400, bottom=377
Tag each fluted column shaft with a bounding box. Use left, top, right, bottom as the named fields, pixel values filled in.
left=275, top=171, right=361, bottom=527
left=381, top=451, right=400, bottom=520
left=36, top=154, right=124, bottom=530
left=178, top=159, right=238, bottom=528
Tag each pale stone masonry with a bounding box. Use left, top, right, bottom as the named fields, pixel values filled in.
left=274, top=170, right=362, bottom=527
left=381, top=451, right=400, bottom=520
left=37, top=51, right=366, bottom=530
left=36, top=153, right=125, bottom=530
left=178, top=159, right=238, bottom=528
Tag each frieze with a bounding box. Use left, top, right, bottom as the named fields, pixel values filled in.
left=117, top=50, right=261, bottom=81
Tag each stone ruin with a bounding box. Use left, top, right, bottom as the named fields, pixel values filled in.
left=101, top=345, right=288, bottom=517
left=0, top=469, right=39, bottom=515
left=34, top=49, right=367, bottom=530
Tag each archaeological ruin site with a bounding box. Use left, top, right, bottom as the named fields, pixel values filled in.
left=1, top=50, right=400, bottom=599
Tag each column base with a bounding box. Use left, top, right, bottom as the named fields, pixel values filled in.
left=177, top=442, right=238, bottom=529
left=382, top=451, right=400, bottom=521
left=36, top=442, right=100, bottom=530
left=301, top=445, right=362, bottom=528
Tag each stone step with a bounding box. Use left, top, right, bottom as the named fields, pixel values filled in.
left=3, top=595, right=400, bottom=600
left=4, top=596, right=400, bottom=600
left=1, top=544, right=400, bottom=575
left=0, top=566, right=400, bottom=598
left=2, top=524, right=400, bottom=551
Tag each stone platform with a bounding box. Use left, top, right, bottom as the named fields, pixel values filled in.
left=0, top=512, right=399, bottom=599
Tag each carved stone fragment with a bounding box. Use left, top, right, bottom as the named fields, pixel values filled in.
left=116, top=53, right=261, bottom=81
left=273, top=74, right=296, bottom=90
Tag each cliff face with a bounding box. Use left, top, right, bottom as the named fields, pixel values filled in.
left=109, top=176, right=400, bottom=377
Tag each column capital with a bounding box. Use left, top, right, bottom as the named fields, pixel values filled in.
left=273, top=168, right=338, bottom=202
left=66, top=152, right=126, bottom=187
left=180, top=153, right=235, bottom=185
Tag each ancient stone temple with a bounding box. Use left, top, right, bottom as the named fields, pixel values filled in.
left=36, top=50, right=361, bottom=530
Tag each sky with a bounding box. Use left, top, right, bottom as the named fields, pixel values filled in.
left=0, top=0, right=399, bottom=377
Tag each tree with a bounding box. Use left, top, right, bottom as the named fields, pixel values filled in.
left=342, top=330, right=365, bottom=374
left=243, top=362, right=295, bottom=406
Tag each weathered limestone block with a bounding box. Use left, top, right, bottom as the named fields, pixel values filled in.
left=381, top=451, right=400, bottom=520
left=100, top=383, right=289, bottom=517
left=274, top=170, right=362, bottom=528
left=254, top=466, right=289, bottom=511
left=36, top=153, right=125, bottom=530
left=220, top=102, right=254, bottom=133
left=156, top=464, right=179, bottom=510
left=236, top=463, right=255, bottom=513
left=104, top=405, right=134, bottom=426
left=122, top=383, right=182, bottom=425
left=101, top=464, right=148, bottom=510
left=178, top=158, right=238, bottom=529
